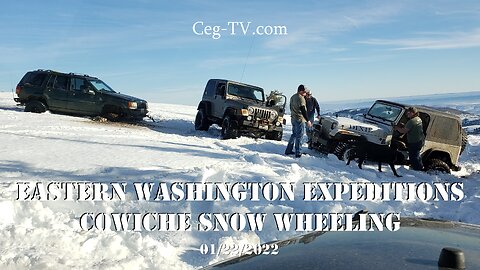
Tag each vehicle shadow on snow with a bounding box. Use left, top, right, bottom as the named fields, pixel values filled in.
left=116, top=117, right=223, bottom=139
left=0, top=105, right=24, bottom=112
left=0, top=131, right=236, bottom=160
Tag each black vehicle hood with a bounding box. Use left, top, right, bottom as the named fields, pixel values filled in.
left=225, top=98, right=266, bottom=108
left=203, top=217, right=480, bottom=270
left=102, top=91, right=146, bottom=103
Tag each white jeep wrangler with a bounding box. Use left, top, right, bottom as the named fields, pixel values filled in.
left=311, top=100, right=467, bottom=173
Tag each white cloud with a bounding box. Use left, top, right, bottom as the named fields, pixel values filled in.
left=262, top=1, right=405, bottom=50
left=358, top=28, right=480, bottom=50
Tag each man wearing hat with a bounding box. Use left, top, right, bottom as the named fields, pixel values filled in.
left=394, top=107, right=425, bottom=171
left=285, top=84, right=312, bottom=158
left=305, top=90, right=320, bottom=149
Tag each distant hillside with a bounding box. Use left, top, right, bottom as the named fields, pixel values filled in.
left=322, top=91, right=480, bottom=113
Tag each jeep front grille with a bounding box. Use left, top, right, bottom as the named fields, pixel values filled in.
left=253, top=108, right=272, bottom=119
left=137, top=102, right=147, bottom=110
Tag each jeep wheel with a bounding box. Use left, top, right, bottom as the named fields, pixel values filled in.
left=266, top=131, right=282, bottom=141
left=221, top=116, right=238, bottom=139
left=195, top=109, right=210, bottom=131
left=426, top=159, right=451, bottom=174
left=25, top=100, right=47, bottom=113
left=333, top=142, right=349, bottom=160
left=343, top=147, right=357, bottom=162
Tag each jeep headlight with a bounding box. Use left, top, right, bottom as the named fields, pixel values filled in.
left=269, top=111, right=278, bottom=120
left=385, top=134, right=392, bottom=144
left=241, top=109, right=249, bottom=116
left=128, top=101, right=138, bottom=110
left=248, top=107, right=255, bottom=115
left=277, top=116, right=283, bottom=123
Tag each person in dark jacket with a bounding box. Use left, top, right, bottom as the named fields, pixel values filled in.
left=285, top=85, right=312, bottom=158
left=394, top=107, right=425, bottom=171
left=305, top=90, right=320, bottom=149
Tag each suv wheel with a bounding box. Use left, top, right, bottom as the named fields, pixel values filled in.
left=195, top=109, right=210, bottom=131
left=221, top=116, right=238, bottom=139
left=25, top=100, right=47, bottom=113
left=266, top=131, right=282, bottom=141
left=426, top=158, right=451, bottom=174
left=103, top=112, right=121, bottom=122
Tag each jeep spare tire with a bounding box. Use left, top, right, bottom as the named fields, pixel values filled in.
left=460, top=129, right=468, bottom=155
left=25, top=100, right=47, bottom=113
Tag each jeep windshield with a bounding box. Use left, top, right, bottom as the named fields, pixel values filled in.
left=227, top=83, right=264, bottom=102
left=367, top=102, right=403, bottom=122
left=89, top=79, right=116, bottom=93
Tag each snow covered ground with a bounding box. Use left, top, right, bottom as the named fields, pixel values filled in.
left=0, top=92, right=479, bottom=269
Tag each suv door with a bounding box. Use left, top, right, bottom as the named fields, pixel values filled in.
left=44, top=75, right=69, bottom=111
left=67, top=78, right=102, bottom=115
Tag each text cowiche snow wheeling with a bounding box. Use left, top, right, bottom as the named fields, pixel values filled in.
left=311, top=100, right=467, bottom=174
left=195, top=79, right=286, bottom=140
left=14, top=69, right=148, bottom=121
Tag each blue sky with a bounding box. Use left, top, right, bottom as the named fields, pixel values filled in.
left=1, top=0, right=479, bottom=105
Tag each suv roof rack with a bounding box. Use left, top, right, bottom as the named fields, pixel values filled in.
left=31, top=69, right=97, bottom=79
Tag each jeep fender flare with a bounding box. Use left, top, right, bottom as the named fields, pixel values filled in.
left=422, top=149, right=453, bottom=167
left=197, top=101, right=212, bottom=115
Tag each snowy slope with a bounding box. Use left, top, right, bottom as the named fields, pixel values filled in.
left=0, top=92, right=479, bottom=269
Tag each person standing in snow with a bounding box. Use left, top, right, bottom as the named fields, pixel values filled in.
left=394, top=107, right=425, bottom=171
left=285, top=84, right=312, bottom=158
left=305, top=90, right=320, bottom=149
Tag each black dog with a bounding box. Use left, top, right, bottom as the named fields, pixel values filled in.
left=346, top=141, right=403, bottom=177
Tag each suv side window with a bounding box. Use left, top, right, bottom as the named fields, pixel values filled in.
left=24, top=73, right=47, bottom=87
left=46, top=75, right=69, bottom=91
left=54, top=76, right=69, bottom=91
left=71, top=78, right=89, bottom=92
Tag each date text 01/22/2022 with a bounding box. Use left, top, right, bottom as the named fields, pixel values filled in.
left=199, top=243, right=279, bottom=256
left=192, top=21, right=288, bottom=39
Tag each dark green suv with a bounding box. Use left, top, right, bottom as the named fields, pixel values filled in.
left=14, top=69, right=148, bottom=120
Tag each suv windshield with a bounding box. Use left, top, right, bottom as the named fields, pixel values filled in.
left=227, top=83, right=264, bottom=102
left=89, top=79, right=115, bottom=93
left=367, top=102, right=403, bottom=122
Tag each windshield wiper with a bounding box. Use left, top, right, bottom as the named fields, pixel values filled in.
left=367, top=113, right=391, bottom=122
